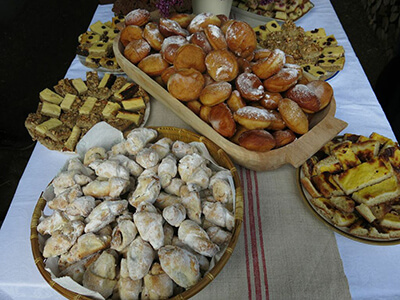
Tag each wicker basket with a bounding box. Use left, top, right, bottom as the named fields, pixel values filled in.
left=31, top=126, right=243, bottom=300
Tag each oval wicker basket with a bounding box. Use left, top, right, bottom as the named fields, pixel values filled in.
left=31, top=126, right=243, bottom=300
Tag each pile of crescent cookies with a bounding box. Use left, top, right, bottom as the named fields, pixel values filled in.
left=120, top=9, right=334, bottom=152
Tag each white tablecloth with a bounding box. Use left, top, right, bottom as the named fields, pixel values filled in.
left=0, top=1, right=398, bottom=300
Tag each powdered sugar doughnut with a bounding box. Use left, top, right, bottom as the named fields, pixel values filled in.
left=233, top=106, right=274, bottom=129
left=170, top=13, right=195, bottom=28
left=208, top=103, right=236, bottom=138
left=143, top=22, right=164, bottom=51
left=259, top=91, right=282, bottom=110
left=120, top=25, right=143, bottom=47
left=278, top=98, right=309, bottom=134
left=205, top=49, right=239, bottom=82
left=235, top=73, right=264, bottom=101
left=167, top=68, right=205, bottom=102
left=160, top=35, right=188, bottom=64
left=254, top=48, right=273, bottom=61
left=189, top=32, right=213, bottom=54
left=252, top=49, right=285, bottom=79
left=204, top=24, right=227, bottom=50
left=306, top=80, right=333, bottom=110
left=159, top=18, right=189, bottom=37
left=125, top=9, right=150, bottom=26
left=173, top=44, right=206, bottom=73
left=263, top=66, right=301, bottom=93
left=285, top=84, right=320, bottom=113
left=199, top=82, right=232, bottom=106
left=124, top=39, right=151, bottom=64
left=225, top=20, right=257, bottom=59
left=187, top=12, right=222, bottom=34
left=226, top=90, right=246, bottom=112
left=238, top=129, right=276, bottom=152
left=272, top=129, right=296, bottom=148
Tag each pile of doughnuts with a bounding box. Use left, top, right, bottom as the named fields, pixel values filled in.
left=120, top=9, right=334, bottom=152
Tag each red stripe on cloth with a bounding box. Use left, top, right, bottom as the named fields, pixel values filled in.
left=239, top=168, right=253, bottom=300
left=254, top=171, right=270, bottom=299
left=246, top=168, right=262, bottom=300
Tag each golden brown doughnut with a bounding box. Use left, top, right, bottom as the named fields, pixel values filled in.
left=120, top=25, right=143, bottom=47
left=263, top=66, right=301, bottom=92
left=124, top=39, right=151, bottom=64
left=143, top=22, right=164, bottom=51
left=160, top=35, right=188, bottom=64
left=138, top=53, right=169, bottom=76
left=203, top=73, right=215, bottom=86
left=285, top=84, right=320, bottom=113
left=237, top=57, right=252, bottom=73
left=208, top=103, right=236, bottom=138
left=125, top=9, right=150, bottom=26
left=199, top=105, right=212, bottom=123
left=170, top=13, right=195, bottom=28
left=173, top=44, right=206, bottom=73
left=167, top=68, right=205, bottom=102
left=225, top=20, right=257, bottom=59
left=278, top=98, right=309, bottom=134
left=204, top=24, right=227, bottom=50
left=226, top=90, right=246, bottom=112
left=187, top=12, right=222, bottom=34
left=199, top=82, right=232, bottom=106
left=220, top=19, right=235, bottom=35
left=267, top=109, right=286, bottom=130
left=159, top=18, right=189, bottom=37
left=233, top=106, right=274, bottom=129
left=254, top=48, right=272, bottom=61
left=186, top=100, right=202, bottom=115
left=252, top=49, right=285, bottom=79
left=306, top=80, right=333, bottom=110
left=272, top=129, right=296, bottom=148
left=238, top=129, right=276, bottom=152
left=230, top=124, right=250, bottom=145
left=161, top=66, right=177, bottom=86
left=189, top=31, right=213, bottom=54
left=259, top=91, right=282, bottom=110
left=235, top=72, right=264, bottom=101
left=205, top=49, right=239, bottom=82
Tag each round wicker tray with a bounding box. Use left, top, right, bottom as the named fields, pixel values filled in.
left=31, top=126, right=244, bottom=300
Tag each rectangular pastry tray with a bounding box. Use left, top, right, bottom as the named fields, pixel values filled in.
left=114, top=37, right=347, bottom=171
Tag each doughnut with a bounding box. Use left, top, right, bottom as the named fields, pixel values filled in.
left=203, top=73, right=215, bottom=86
left=186, top=100, right=202, bottom=115
left=159, top=18, right=189, bottom=37
left=143, top=22, right=164, bottom=51
left=205, top=49, right=239, bottom=82
left=252, top=49, right=285, bottom=79
left=138, top=53, right=169, bottom=77
left=237, top=57, right=252, bottom=73
left=272, top=129, right=296, bottom=148
left=187, top=12, right=222, bottom=34
left=125, top=8, right=150, bottom=27
left=120, top=25, right=143, bottom=47
left=285, top=84, right=320, bottom=113
left=189, top=31, right=213, bottom=54
left=238, top=129, right=276, bottom=152
left=161, top=66, right=177, bottom=86
left=226, top=90, right=246, bottom=112
left=259, top=91, right=282, bottom=110
left=254, top=48, right=272, bottom=61
left=199, top=105, right=212, bottom=123
left=263, top=66, right=301, bottom=93
left=199, top=82, right=232, bottom=106
left=278, top=98, right=309, bottom=134
left=169, top=13, right=195, bottom=28
left=306, top=80, right=333, bottom=110
left=204, top=24, right=227, bottom=50
left=167, top=68, right=205, bottom=102
left=160, top=35, right=188, bottom=64
left=267, top=110, right=286, bottom=130
left=235, top=72, right=264, bottom=101
left=230, top=124, right=250, bottom=145
left=124, top=39, right=151, bottom=64
left=173, top=44, right=206, bottom=73
left=225, top=20, right=257, bottom=59
left=208, top=103, right=236, bottom=138
left=220, top=19, right=235, bottom=35
left=233, top=106, right=274, bottom=129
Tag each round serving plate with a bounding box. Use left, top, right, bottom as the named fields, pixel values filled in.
left=31, top=126, right=244, bottom=300
left=78, top=54, right=125, bottom=75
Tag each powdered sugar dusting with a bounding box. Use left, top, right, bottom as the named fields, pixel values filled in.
left=236, top=106, right=273, bottom=121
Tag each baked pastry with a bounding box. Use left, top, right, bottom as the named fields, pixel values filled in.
left=226, top=90, right=246, bottom=112
left=205, top=49, right=239, bottom=82
left=272, top=129, right=296, bottom=148
left=159, top=18, right=189, bottom=37
left=189, top=31, right=213, bottom=54
left=124, top=39, right=151, bottom=64
left=259, top=91, right=282, bottom=110
left=238, top=129, right=276, bottom=152
left=167, top=68, right=205, bottom=102
left=199, top=82, right=232, bottom=106
left=160, top=35, right=189, bottom=64
left=252, top=49, right=285, bottom=79
left=235, top=72, right=264, bottom=101
left=125, top=8, right=150, bottom=26
left=208, top=103, right=236, bottom=138
left=285, top=84, right=320, bottom=113
left=120, top=25, right=143, bottom=47
left=143, top=22, right=164, bottom=51
left=204, top=24, right=227, bottom=50
left=225, top=20, right=257, bottom=59
left=263, top=66, right=301, bottom=92
left=138, top=53, right=170, bottom=76
left=187, top=12, right=222, bottom=34
left=173, top=44, right=206, bottom=72
left=278, top=98, right=308, bottom=134
left=233, top=106, right=274, bottom=130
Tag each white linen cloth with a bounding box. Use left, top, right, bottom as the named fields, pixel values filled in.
left=0, top=1, right=398, bottom=300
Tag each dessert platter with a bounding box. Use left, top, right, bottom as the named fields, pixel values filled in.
left=231, top=0, right=314, bottom=27
left=25, top=71, right=150, bottom=152
left=254, top=20, right=345, bottom=81
left=76, top=16, right=125, bottom=73
left=299, top=132, right=400, bottom=244
left=113, top=9, right=347, bottom=171
left=31, top=126, right=243, bottom=299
